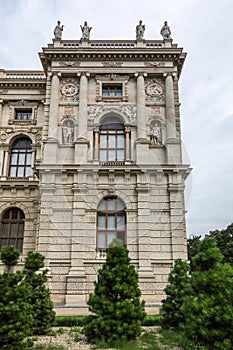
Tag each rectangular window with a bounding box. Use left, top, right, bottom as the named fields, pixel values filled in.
left=15, top=109, right=32, bottom=120
left=102, top=85, right=122, bottom=97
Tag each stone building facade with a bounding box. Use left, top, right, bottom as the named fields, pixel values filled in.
left=0, top=23, right=190, bottom=314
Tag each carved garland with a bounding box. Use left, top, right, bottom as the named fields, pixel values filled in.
left=87, top=104, right=136, bottom=124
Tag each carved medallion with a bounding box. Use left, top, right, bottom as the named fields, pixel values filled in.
left=145, top=79, right=165, bottom=104
left=61, top=83, right=78, bottom=97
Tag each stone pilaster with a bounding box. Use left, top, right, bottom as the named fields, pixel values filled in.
left=164, top=73, right=181, bottom=164
left=164, top=73, right=176, bottom=140
left=136, top=73, right=147, bottom=140
left=0, top=99, right=3, bottom=126
left=74, top=73, right=89, bottom=164
left=48, top=73, right=60, bottom=140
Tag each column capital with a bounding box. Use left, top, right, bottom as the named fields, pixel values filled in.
left=163, top=72, right=177, bottom=78
left=77, top=72, right=90, bottom=78
left=134, top=72, right=147, bottom=78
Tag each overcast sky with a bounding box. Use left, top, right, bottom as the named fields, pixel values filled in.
left=0, top=0, right=232, bottom=237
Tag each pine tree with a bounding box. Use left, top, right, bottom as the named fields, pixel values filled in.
left=84, top=239, right=146, bottom=345
left=161, top=258, right=191, bottom=329
left=182, top=237, right=233, bottom=350
left=23, top=251, right=55, bottom=335
left=0, top=246, right=33, bottom=349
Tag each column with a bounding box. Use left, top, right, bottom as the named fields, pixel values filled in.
left=77, top=73, right=88, bottom=140
left=48, top=73, right=60, bottom=139
left=136, top=73, right=147, bottom=140
left=164, top=73, right=176, bottom=140
left=93, top=128, right=99, bottom=162
left=0, top=99, right=3, bottom=126
left=125, top=127, right=131, bottom=161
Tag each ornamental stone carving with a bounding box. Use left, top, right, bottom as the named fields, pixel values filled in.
left=60, top=79, right=79, bottom=104
left=145, top=79, right=165, bottom=104
left=87, top=103, right=136, bottom=124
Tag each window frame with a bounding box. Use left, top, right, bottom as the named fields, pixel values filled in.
left=8, top=137, right=33, bottom=178
left=98, top=117, right=125, bottom=163
left=97, top=197, right=126, bottom=249
left=15, top=109, right=33, bottom=121
left=0, top=207, right=25, bottom=253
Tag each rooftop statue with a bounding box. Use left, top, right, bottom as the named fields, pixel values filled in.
left=54, top=20, right=64, bottom=40
left=136, top=20, right=145, bottom=40
left=80, top=21, right=92, bottom=40
left=160, top=21, right=172, bottom=40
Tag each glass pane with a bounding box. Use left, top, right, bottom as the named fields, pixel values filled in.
left=17, top=167, right=24, bottom=177
left=18, top=223, right=24, bottom=236
left=117, top=215, right=125, bottom=229
left=100, top=134, right=107, bottom=147
left=117, top=232, right=125, bottom=245
left=10, top=167, right=16, bottom=177
left=118, top=135, right=125, bottom=148
left=108, top=135, right=116, bottom=148
left=26, top=153, right=32, bottom=165
left=108, top=232, right=116, bottom=246
left=1, top=238, right=8, bottom=247
left=108, top=150, right=115, bottom=161
left=107, top=198, right=116, bottom=210
left=98, top=199, right=107, bottom=211
left=117, top=150, right=124, bottom=161
left=10, top=224, right=17, bottom=236
left=116, top=87, right=122, bottom=96
left=17, top=239, right=23, bottom=252
left=12, top=208, right=19, bottom=219
left=102, top=87, right=108, bottom=96
left=9, top=238, right=15, bottom=246
left=107, top=216, right=115, bottom=229
left=18, top=154, right=25, bottom=165
left=98, top=232, right=106, bottom=248
left=116, top=199, right=125, bottom=210
left=1, top=223, right=9, bottom=235
left=25, top=166, right=32, bottom=177
left=100, top=150, right=107, bottom=162
left=98, top=216, right=106, bottom=229
left=15, top=112, right=21, bottom=120
left=109, top=88, right=115, bottom=96
left=11, top=153, right=18, bottom=165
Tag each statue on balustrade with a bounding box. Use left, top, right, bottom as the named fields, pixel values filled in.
left=54, top=20, right=64, bottom=40
left=160, top=21, right=172, bottom=39
left=136, top=20, right=145, bottom=40
left=80, top=21, right=92, bottom=40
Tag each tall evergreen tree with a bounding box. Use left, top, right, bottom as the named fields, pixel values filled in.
left=23, top=251, right=55, bottom=335
left=182, top=237, right=233, bottom=350
left=84, top=239, right=146, bottom=345
left=161, top=258, right=191, bottom=329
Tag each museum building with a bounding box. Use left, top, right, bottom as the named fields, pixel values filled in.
left=0, top=21, right=190, bottom=314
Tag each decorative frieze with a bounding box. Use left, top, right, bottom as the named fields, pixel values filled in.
left=87, top=103, right=136, bottom=124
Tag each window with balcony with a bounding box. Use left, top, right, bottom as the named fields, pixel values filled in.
left=0, top=207, right=25, bottom=252
left=9, top=137, right=32, bottom=177
left=99, top=117, right=125, bottom=163
left=97, top=197, right=126, bottom=249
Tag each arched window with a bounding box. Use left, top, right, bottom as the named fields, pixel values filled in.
left=9, top=137, right=32, bottom=177
left=99, top=116, right=125, bottom=162
left=97, top=197, right=126, bottom=248
left=0, top=207, right=25, bottom=252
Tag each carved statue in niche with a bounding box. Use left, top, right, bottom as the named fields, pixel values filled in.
left=62, top=119, right=74, bottom=144
left=150, top=121, right=162, bottom=145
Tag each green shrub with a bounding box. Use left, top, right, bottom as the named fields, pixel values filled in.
left=161, top=258, right=191, bottom=329
left=182, top=238, right=233, bottom=349
left=83, top=239, right=146, bottom=345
